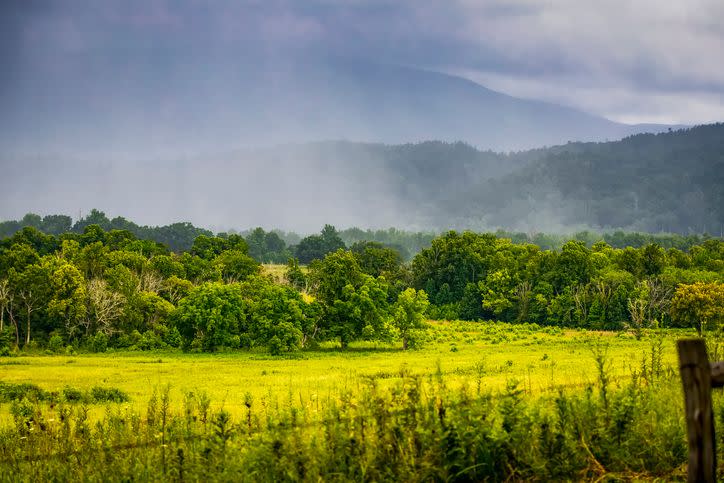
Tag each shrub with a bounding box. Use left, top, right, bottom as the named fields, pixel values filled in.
left=62, top=386, right=85, bottom=403
left=88, top=332, right=109, bottom=353
left=163, top=326, right=183, bottom=348
left=47, top=334, right=64, bottom=353
left=138, top=330, right=164, bottom=351
left=0, top=381, right=50, bottom=402
left=90, top=386, right=129, bottom=403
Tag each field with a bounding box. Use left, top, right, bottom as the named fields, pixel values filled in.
left=0, top=322, right=712, bottom=481
left=0, top=322, right=684, bottom=419
left=1, top=321, right=709, bottom=481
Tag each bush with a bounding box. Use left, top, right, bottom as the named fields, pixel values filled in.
left=138, top=330, right=164, bottom=351
left=404, top=328, right=428, bottom=350
left=268, top=336, right=284, bottom=356
left=1, top=381, right=129, bottom=405
left=0, top=381, right=50, bottom=402
left=88, top=332, right=109, bottom=353
left=47, top=334, right=64, bottom=353
left=90, top=386, right=129, bottom=403
left=163, top=326, right=183, bottom=348
left=62, top=386, right=85, bottom=402
left=0, top=325, right=14, bottom=352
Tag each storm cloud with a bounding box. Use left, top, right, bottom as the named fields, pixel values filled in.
left=1, top=1, right=722, bottom=231
left=3, top=0, right=722, bottom=124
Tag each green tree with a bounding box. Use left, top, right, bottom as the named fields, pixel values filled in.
left=326, top=276, right=392, bottom=348
left=73, top=209, right=111, bottom=232
left=46, top=261, right=87, bottom=338
left=8, top=262, right=52, bottom=346
left=213, top=250, right=259, bottom=282
left=393, top=288, right=429, bottom=350
left=245, top=227, right=267, bottom=262
left=295, top=225, right=346, bottom=264
left=641, top=243, right=666, bottom=276
left=480, top=269, right=516, bottom=320
left=670, top=282, right=724, bottom=335
left=41, top=214, right=72, bottom=234
left=550, top=241, right=593, bottom=292
left=309, top=250, right=391, bottom=348
left=172, top=283, right=248, bottom=351
left=264, top=231, right=288, bottom=262
left=350, top=241, right=403, bottom=278
left=191, top=234, right=248, bottom=261
left=0, top=243, right=40, bottom=277
left=241, top=277, right=307, bottom=354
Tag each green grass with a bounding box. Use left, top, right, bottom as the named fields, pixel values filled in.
left=260, top=263, right=289, bottom=284
left=0, top=322, right=715, bottom=481
left=0, top=322, right=688, bottom=419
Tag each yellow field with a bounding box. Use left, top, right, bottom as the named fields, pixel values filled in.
left=260, top=263, right=289, bottom=284
left=0, top=321, right=687, bottom=422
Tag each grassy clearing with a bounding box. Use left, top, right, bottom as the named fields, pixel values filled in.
left=260, top=263, right=289, bottom=284
left=0, top=322, right=687, bottom=420
left=1, top=322, right=718, bottom=481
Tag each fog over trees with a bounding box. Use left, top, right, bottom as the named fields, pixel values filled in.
left=2, top=124, right=722, bottom=235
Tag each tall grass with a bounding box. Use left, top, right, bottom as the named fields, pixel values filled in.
left=0, top=342, right=711, bottom=481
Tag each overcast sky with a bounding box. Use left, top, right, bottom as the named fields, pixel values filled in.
left=2, top=0, right=723, bottom=125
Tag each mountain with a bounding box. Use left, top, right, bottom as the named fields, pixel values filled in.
left=1, top=124, right=722, bottom=234
left=450, top=123, right=724, bottom=234
left=0, top=54, right=675, bottom=158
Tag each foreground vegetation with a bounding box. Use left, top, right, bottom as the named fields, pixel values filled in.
left=0, top=326, right=721, bottom=481
left=1, top=215, right=723, bottom=479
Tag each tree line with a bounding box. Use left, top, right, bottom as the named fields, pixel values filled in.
left=412, top=231, right=724, bottom=334
left=0, top=225, right=427, bottom=354
left=0, top=224, right=722, bottom=355
left=2, top=209, right=716, bottom=261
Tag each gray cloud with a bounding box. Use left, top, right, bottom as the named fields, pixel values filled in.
left=2, top=0, right=723, bottom=124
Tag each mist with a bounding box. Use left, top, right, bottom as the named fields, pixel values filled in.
left=1, top=1, right=722, bottom=234
left=0, top=144, right=431, bottom=233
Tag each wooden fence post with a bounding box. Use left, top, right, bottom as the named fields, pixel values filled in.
left=678, top=338, right=717, bottom=483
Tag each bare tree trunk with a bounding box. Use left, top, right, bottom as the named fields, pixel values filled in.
left=0, top=280, right=9, bottom=333
left=515, top=281, right=532, bottom=322
left=403, top=336, right=408, bottom=351
left=26, top=307, right=31, bottom=346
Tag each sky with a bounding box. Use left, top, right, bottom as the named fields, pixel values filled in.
left=0, top=0, right=723, bottom=231
left=2, top=0, right=723, bottom=125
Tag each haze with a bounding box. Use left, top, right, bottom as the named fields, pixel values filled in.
left=1, top=1, right=723, bottom=233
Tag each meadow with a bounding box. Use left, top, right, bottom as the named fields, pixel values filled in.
left=1, top=322, right=713, bottom=481
left=0, top=322, right=684, bottom=418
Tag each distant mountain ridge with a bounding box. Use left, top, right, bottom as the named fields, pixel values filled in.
left=0, top=54, right=679, bottom=157
left=1, top=124, right=722, bottom=234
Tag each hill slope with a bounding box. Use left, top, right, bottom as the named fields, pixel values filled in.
left=1, top=124, right=722, bottom=234
left=0, top=55, right=673, bottom=157
left=447, top=124, right=724, bottom=233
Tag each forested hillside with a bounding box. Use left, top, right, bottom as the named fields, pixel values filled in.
left=454, top=123, right=724, bottom=233
left=285, top=125, right=724, bottom=233
left=3, top=125, right=721, bottom=234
